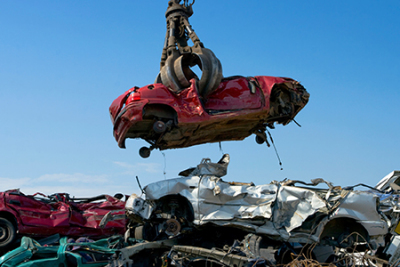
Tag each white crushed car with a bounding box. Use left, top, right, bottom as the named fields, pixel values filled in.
left=125, top=154, right=388, bottom=252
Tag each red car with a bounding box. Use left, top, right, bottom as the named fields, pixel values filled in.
left=0, top=190, right=126, bottom=249
left=109, top=76, right=309, bottom=158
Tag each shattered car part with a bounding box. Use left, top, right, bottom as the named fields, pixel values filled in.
left=167, top=245, right=251, bottom=267
left=156, top=0, right=223, bottom=97
left=383, top=235, right=400, bottom=266
left=374, top=171, right=400, bottom=235
left=106, top=235, right=273, bottom=267
left=373, top=170, right=400, bottom=265
left=109, top=76, right=309, bottom=157
left=106, top=239, right=177, bottom=267
left=375, top=170, right=400, bottom=192
left=0, top=190, right=126, bottom=250
left=125, top=154, right=388, bottom=250
left=1, top=234, right=175, bottom=267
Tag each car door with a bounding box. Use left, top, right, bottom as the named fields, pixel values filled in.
left=6, top=191, right=70, bottom=228
left=197, top=176, right=277, bottom=223
left=204, top=77, right=263, bottom=112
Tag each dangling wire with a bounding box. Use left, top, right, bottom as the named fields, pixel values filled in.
left=136, top=176, right=145, bottom=195
left=219, top=142, right=224, bottom=155
left=162, top=152, right=167, bottom=179
left=293, top=119, right=302, bottom=127
left=266, top=129, right=283, bottom=170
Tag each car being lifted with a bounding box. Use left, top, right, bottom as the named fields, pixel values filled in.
left=109, top=1, right=310, bottom=158
left=109, top=76, right=309, bottom=158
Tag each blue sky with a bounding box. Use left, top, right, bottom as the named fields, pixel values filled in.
left=1, top=1, right=399, bottom=197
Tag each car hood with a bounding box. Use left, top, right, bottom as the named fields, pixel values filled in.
left=375, top=170, right=400, bottom=192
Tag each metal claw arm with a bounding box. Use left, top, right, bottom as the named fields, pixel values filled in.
left=156, top=0, right=223, bottom=98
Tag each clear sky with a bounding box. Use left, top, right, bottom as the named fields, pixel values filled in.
left=1, top=1, right=399, bottom=197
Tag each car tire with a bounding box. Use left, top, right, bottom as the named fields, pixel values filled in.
left=255, top=135, right=265, bottom=144
left=153, top=121, right=167, bottom=134
left=134, top=225, right=144, bottom=240
left=134, top=223, right=156, bottom=241
left=139, top=147, right=151, bottom=158
left=0, top=218, right=16, bottom=249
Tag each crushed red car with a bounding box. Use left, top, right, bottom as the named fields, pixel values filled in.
left=109, top=75, right=310, bottom=158
left=0, top=190, right=126, bottom=250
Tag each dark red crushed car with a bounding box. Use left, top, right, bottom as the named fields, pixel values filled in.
left=110, top=76, right=309, bottom=158
left=0, top=189, right=126, bottom=249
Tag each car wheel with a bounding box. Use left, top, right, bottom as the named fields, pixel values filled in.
left=139, top=147, right=151, bottom=158
left=255, top=135, right=265, bottom=144
left=134, top=225, right=144, bottom=240
left=134, top=223, right=156, bottom=241
left=153, top=121, right=166, bottom=134
left=0, top=218, right=16, bottom=249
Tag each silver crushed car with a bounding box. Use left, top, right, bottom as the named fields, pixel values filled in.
left=125, top=154, right=388, bottom=252
left=373, top=170, right=400, bottom=265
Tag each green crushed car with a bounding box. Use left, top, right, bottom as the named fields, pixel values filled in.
left=0, top=235, right=123, bottom=267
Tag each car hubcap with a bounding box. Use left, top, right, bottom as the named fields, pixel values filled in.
left=165, top=219, right=181, bottom=236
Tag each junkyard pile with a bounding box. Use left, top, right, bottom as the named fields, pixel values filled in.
left=1, top=158, right=400, bottom=266
left=1, top=0, right=400, bottom=266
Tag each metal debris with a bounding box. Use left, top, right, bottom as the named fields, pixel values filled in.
left=3, top=168, right=400, bottom=266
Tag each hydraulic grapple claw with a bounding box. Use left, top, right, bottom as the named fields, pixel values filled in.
left=157, top=0, right=223, bottom=97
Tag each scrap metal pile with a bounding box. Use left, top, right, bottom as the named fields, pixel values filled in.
left=2, top=0, right=400, bottom=266
left=2, top=158, right=400, bottom=266
left=104, top=156, right=400, bottom=266
left=0, top=192, right=126, bottom=246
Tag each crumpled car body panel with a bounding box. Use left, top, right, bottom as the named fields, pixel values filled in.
left=0, top=236, right=119, bottom=267
left=331, top=191, right=387, bottom=236
left=0, top=190, right=126, bottom=239
left=109, top=75, right=309, bottom=150
left=127, top=156, right=388, bottom=246
left=373, top=170, right=400, bottom=260
left=375, top=170, right=400, bottom=192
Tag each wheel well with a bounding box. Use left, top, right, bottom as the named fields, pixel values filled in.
left=143, top=104, right=177, bottom=122
left=0, top=211, right=18, bottom=230
left=320, top=217, right=369, bottom=245
left=155, top=194, right=194, bottom=222
left=268, top=85, right=292, bottom=123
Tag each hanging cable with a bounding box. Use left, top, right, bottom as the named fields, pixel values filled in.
left=162, top=152, right=167, bottom=179
left=136, top=176, right=145, bottom=195
left=266, top=129, right=283, bottom=170
left=219, top=142, right=224, bottom=155
left=293, top=119, right=302, bottom=127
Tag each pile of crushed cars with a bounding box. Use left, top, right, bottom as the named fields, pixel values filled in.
left=101, top=157, right=400, bottom=266
left=1, top=156, right=400, bottom=266
left=2, top=0, right=400, bottom=266
left=0, top=191, right=127, bottom=248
